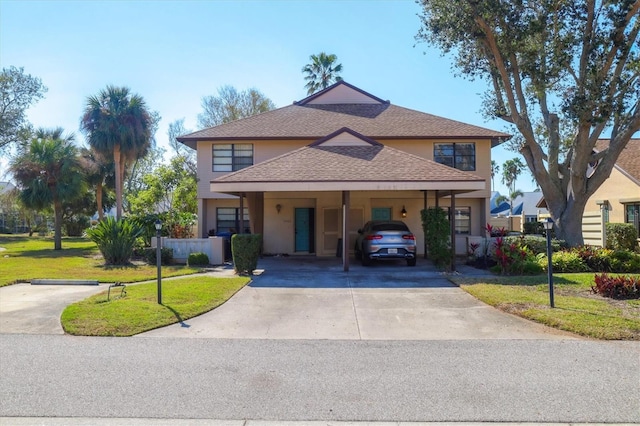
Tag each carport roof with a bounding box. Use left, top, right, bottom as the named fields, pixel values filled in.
left=210, top=128, right=486, bottom=193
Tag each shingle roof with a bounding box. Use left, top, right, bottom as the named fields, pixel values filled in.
left=178, top=81, right=510, bottom=148
left=595, top=138, right=640, bottom=184
left=214, top=128, right=484, bottom=184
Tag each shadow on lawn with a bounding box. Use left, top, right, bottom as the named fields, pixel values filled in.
left=163, top=304, right=191, bottom=328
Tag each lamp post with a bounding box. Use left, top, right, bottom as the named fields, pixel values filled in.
left=543, top=217, right=555, bottom=308
left=155, top=219, right=162, bottom=305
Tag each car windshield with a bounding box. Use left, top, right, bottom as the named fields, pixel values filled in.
left=370, top=223, right=409, bottom=232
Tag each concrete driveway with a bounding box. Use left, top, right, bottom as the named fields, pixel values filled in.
left=140, top=256, right=577, bottom=340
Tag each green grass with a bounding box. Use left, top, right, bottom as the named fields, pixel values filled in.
left=451, top=273, right=640, bottom=340
left=61, top=276, right=250, bottom=336
left=0, top=235, right=202, bottom=287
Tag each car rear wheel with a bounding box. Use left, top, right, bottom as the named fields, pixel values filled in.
left=407, top=258, right=416, bottom=267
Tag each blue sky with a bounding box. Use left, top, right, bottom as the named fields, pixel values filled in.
left=0, top=0, right=535, bottom=194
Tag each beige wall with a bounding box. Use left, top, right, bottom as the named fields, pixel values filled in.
left=194, top=136, right=495, bottom=254
left=586, top=167, right=640, bottom=223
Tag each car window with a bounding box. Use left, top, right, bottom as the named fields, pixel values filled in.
left=371, top=223, right=409, bottom=232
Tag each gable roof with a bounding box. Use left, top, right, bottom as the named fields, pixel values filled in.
left=178, top=81, right=511, bottom=149
left=595, top=138, right=640, bottom=185
left=210, top=128, right=486, bottom=193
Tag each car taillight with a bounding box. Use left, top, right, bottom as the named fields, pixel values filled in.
left=365, top=235, right=383, bottom=240
left=402, top=234, right=415, bottom=240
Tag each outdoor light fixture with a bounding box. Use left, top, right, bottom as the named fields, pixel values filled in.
left=276, top=204, right=282, bottom=214
left=543, top=217, right=554, bottom=308
left=155, top=219, right=162, bottom=305
left=401, top=206, right=407, bottom=218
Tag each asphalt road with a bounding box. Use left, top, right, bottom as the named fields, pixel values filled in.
left=1, top=335, right=638, bottom=423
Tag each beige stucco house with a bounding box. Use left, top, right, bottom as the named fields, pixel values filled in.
left=178, top=81, right=509, bottom=267
left=587, top=138, right=640, bottom=238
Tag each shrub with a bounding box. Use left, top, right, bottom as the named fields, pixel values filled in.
left=142, top=247, right=174, bottom=266
left=606, top=223, right=638, bottom=252
left=422, top=208, right=451, bottom=270
left=231, top=234, right=262, bottom=275
left=538, top=251, right=590, bottom=273
left=523, top=221, right=544, bottom=235
left=492, top=237, right=538, bottom=275
left=521, top=260, right=544, bottom=275
left=86, top=217, right=144, bottom=265
left=63, top=215, right=90, bottom=237
left=609, top=250, right=640, bottom=273
left=591, top=273, right=640, bottom=299
left=188, top=252, right=209, bottom=266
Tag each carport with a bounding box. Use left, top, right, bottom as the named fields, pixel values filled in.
left=210, top=128, right=486, bottom=271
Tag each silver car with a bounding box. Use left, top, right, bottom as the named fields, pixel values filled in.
left=355, top=220, right=417, bottom=266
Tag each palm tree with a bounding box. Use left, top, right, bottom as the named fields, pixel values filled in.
left=496, top=190, right=524, bottom=216
left=302, top=52, right=343, bottom=95
left=10, top=128, right=84, bottom=250
left=79, top=147, right=115, bottom=221
left=501, top=158, right=526, bottom=195
left=490, top=160, right=499, bottom=191
left=80, top=86, right=153, bottom=219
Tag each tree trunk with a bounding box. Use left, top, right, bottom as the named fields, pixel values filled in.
left=114, top=144, right=122, bottom=220
left=53, top=198, right=63, bottom=250
left=96, top=182, right=104, bottom=221
left=546, top=193, right=588, bottom=247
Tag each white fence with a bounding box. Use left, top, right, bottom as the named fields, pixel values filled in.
left=151, top=237, right=225, bottom=265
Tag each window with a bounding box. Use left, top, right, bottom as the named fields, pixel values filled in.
left=213, top=144, right=253, bottom=172
left=625, top=204, right=640, bottom=238
left=434, top=143, right=476, bottom=171
left=441, top=207, right=471, bottom=234
left=216, top=207, right=250, bottom=234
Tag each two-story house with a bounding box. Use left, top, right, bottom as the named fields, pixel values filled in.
left=178, top=81, right=509, bottom=263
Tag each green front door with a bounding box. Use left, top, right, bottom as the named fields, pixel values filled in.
left=371, top=207, right=392, bottom=221
left=295, top=208, right=315, bottom=252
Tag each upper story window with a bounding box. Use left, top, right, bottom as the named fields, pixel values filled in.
left=212, top=144, right=253, bottom=172
left=434, top=143, right=476, bottom=171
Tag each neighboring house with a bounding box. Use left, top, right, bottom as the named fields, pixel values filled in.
left=586, top=138, right=640, bottom=238
left=491, top=191, right=548, bottom=222
left=178, top=81, right=510, bottom=260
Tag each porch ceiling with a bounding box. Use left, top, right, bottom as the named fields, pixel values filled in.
left=210, top=135, right=486, bottom=194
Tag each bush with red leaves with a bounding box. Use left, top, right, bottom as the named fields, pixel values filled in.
left=591, top=274, right=640, bottom=299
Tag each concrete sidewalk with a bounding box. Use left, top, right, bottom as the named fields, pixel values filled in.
left=2, top=419, right=628, bottom=425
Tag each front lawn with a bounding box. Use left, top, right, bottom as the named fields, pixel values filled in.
left=451, top=273, right=640, bottom=340
left=0, top=235, right=202, bottom=287
left=61, top=276, right=250, bottom=336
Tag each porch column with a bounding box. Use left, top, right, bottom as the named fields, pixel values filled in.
left=342, top=190, right=350, bottom=272
left=239, top=192, right=245, bottom=234
left=450, top=192, right=456, bottom=272
left=423, top=190, right=428, bottom=259
left=245, top=192, right=264, bottom=236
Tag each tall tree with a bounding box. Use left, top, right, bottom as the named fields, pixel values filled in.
left=79, top=147, right=115, bottom=221
left=496, top=190, right=524, bottom=217
left=80, top=86, right=154, bottom=220
left=167, top=118, right=196, bottom=175
left=490, top=160, right=499, bottom=191
left=501, top=158, right=526, bottom=196
left=9, top=128, right=84, bottom=249
left=197, top=86, right=275, bottom=129
left=0, top=66, right=47, bottom=153
left=302, top=52, right=344, bottom=95
left=417, top=0, right=640, bottom=246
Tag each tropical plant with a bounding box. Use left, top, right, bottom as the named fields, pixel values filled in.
left=9, top=128, right=85, bottom=249
left=416, top=1, right=640, bottom=246
left=86, top=216, right=143, bottom=265
left=80, top=85, right=154, bottom=219
left=197, top=85, right=275, bottom=129
left=302, top=52, right=343, bottom=95
left=501, top=158, right=525, bottom=196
